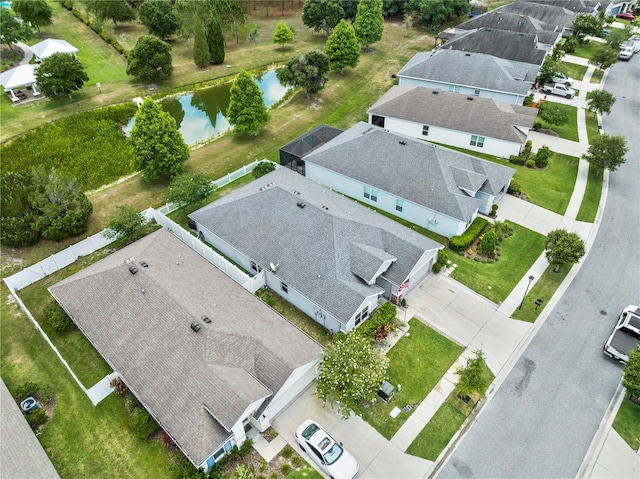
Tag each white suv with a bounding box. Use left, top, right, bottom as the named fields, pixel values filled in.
left=619, top=46, right=634, bottom=61
left=552, top=73, right=574, bottom=86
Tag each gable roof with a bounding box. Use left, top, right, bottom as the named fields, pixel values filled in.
left=501, top=1, right=577, bottom=30
left=49, top=229, right=321, bottom=467
left=519, top=0, right=600, bottom=13
left=368, top=86, right=537, bottom=144
left=190, top=168, right=442, bottom=325
left=0, top=64, right=37, bottom=90
left=439, top=28, right=547, bottom=66
left=304, top=122, right=516, bottom=222
left=397, top=49, right=539, bottom=96
left=30, top=38, right=78, bottom=60
left=453, top=11, right=562, bottom=45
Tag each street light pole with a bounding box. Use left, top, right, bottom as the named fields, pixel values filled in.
left=519, top=275, right=535, bottom=310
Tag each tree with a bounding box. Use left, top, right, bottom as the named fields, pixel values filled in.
left=192, top=18, right=210, bottom=67
left=538, top=102, right=568, bottom=127
left=586, top=89, right=616, bottom=116
left=11, top=0, right=52, bottom=33
left=302, top=0, right=345, bottom=36
left=104, top=205, right=149, bottom=242
left=325, top=19, right=360, bottom=73
left=35, top=53, right=89, bottom=100
left=85, top=0, right=135, bottom=25
left=206, top=16, right=225, bottom=65
left=29, top=168, right=93, bottom=242
left=138, top=0, right=180, bottom=39
left=581, top=134, right=628, bottom=174
left=167, top=171, right=216, bottom=205
left=480, top=229, right=496, bottom=255
left=0, top=9, right=32, bottom=54
left=571, top=13, right=601, bottom=41
left=130, top=98, right=189, bottom=181
left=589, top=45, right=618, bottom=71
left=405, top=0, right=451, bottom=27
left=277, top=49, right=330, bottom=98
left=622, top=349, right=640, bottom=398
left=340, top=0, right=359, bottom=22
left=537, top=56, right=561, bottom=85
left=126, top=35, right=173, bottom=81
left=354, top=0, right=384, bottom=50
left=272, top=21, right=294, bottom=48
left=455, top=350, right=488, bottom=399
left=605, top=26, right=632, bottom=50
left=0, top=172, right=40, bottom=247
left=534, top=145, right=552, bottom=168
left=43, top=300, right=74, bottom=332
left=226, top=70, right=270, bottom=136
left=315, top=331, right=389, bottom=419
left=545, top=229, right=586, bottom=272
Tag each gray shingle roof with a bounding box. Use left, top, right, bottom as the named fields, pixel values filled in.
left=454, top=11, right=562, bottom=44
left=520, top=0, right=599, bottom=13
left=304, top=122, right=516, bottom=222
left=368, top=85, right=537, bottom=144
left=397, top=49, right=539, bottom=96
left=49, top=229, right=321, bottom=467
left=190, top=168, right=441, bottom=325
left=1, top=380, right=61, bottom=479
left=440, top=28, right=547, bottom=66
left=501, top=1, right=577, bottom=30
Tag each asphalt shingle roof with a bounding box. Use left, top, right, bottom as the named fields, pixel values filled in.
left=49, top=229, right=321, bottom=467
left=397, top=49, right=539, bottom=96
left=501, top=1, right=577, bottom=30
left=304, top=122, right=516, bottom=222
left=454, top=11, right=562, bottom=45
left=190, top=168, right=441, bottom=325
left=368, top=85, right=537, bottom=144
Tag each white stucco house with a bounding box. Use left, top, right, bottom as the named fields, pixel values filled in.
left=49, top=229, right=322, bottom=471
left=190, top=168, right=442, bottom=324
left=397, top=49, right=539, bottom=106
left=368, top=86, right=538, bottom=158
left=302, top=122, right=516, bottom=239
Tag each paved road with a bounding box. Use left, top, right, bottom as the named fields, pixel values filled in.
left=438, top=57, right=640, bottom=478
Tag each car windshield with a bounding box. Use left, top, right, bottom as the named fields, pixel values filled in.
left=323, top=442, right=343, bottom=465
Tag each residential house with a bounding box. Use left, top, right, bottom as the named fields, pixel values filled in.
left=500, top=1, right=579, bottom=35
left=49, top=229, right=322, bottom=471
left=303, top=122, right=516, bottom=238
left=397, top=49, right=539, bottom=106
left=368, top=86, right=538, bottom=158
left=519, top=0, right=601, bottom=15
left=190, top=168, right=442, bottom=325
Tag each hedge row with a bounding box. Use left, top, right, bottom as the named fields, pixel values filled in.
left=0, top=103, right=137, bottom=190
left=358, top=302, right=397, bottom=340
left=449, top=217, right=489, bottom=252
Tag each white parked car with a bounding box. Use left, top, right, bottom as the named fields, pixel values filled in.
left=295, top=419, right=359, bottom=479
left=619, top=46, right=634, bottom=61
left=552, top=73, right=574, bottom=86
left=626, top=36, right=640, bottom=54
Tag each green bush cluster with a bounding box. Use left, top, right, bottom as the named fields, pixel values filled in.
left=509, top=140, right=533, bottom=165
left=448, top=217, right=489, bottom=252
left=14, top=382, right=54, bottom=403
left=0, top=103, right=137, bottom=190
left=43, top=300, right=75, bottom=332
left=251, top=161, right=276, bottom=179
left=508, top=181, right=522, bottom=195
left=60, top=1, right=127, bottom=56
left=130, top=407, right=159, bottom=439
left=26, top=408, right=48, bottom=428
left=357, top=302, right=397, bottom=340
left=433, top=248, right=449, bottom=273
left=534, top=145, right=552, bottom=168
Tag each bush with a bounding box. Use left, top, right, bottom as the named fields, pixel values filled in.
left=534, top=145, right=552, bottom=168
left=533, top=121, right=542, bottom=131
left=491, top=204, right=499, bottom=216
left=252, top=161, right=276, bottom=179
left=26, top=408, right=48, bottom=428
left=281, top=464, right=291, bottom=475
left=523, top=93, right=534, bottom=107
left=14, top=382, right=41, bottom=401
left=437, top=249, right=448, bottom=265
left=448, top=217, right=489, bottom=252
left=43, top=300, right=74, bottom=332
left=281, top=445, right=293, bottom=459
left=130, top=407, right=158, bottom=439
left=433, top=262, right=443, bottom=273
left=526, top=159, right=536, bottom=168
left=357, top=302, right=396, bottom=340
left=508, top=181, right=522, bottom=195
left=480, top=229, right=497, bottom=254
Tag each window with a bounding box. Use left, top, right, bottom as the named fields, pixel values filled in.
left=250, top=261, right=262, bottom=272
left=371, top=115, right=385, bottom=127
left=448, top=85, right=460, bottom=93
left=470, top=135, right=485, bottom=148
left=474, top=89, right=480, bottom=96
left=354, top=305, right=369, bottom=326
left=422, top=125, right=429, bottom=137
left=281, top=282, right=288, bottom=293
left=364, top=186, right=378, bottom=202
left=396, top=198, right=404, bottom=212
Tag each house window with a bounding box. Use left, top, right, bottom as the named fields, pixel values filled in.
left=448, top=85, right=460, bottom=93
left=281, top=282, right=288, bottom=293
left=371, top=115, right=385, bottom=127
left=422, top=125, right=429, bottom=136
left=364, top=186, right=378, bottom=202
left=470, top=135, right=485, bottom=148
left=474, top=89, right=480, bottom=96
left=396, top=199, right=404, bottom=212
left=250, top=261, right=262, bottom=273
left=354, top=305, right=369, bottom=326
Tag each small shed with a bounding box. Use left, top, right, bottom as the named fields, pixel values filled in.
left=30, top=39, right=78, bottom=62
left=0, top=64, right=40, bottom=102
left=279, top=124, right=343, bottom=176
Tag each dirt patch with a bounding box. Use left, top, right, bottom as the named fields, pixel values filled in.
left=536, top=128, right=560, bottom=137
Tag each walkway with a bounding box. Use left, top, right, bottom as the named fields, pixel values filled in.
left=16, top=42, right=33, bottom=65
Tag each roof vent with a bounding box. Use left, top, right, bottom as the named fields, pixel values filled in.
left=399, top=140, right=407, bottom=145
left=465, top=53, right=471, bottom=56
left=190, top=322, right=201, bottom=333
left=129, top=266, right=138, bottom=275
left=322, top=206, right=329, bottom=210
left=297, top=201, right=306, bottom=208
left=201, top=315, right=211, bottom=324
left=467, top=97, right=474, bottom=101
left=432, top=90, right=439, bottom=94
left=140, top=261, right=148, bottom=267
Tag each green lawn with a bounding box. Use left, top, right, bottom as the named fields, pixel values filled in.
left=510, top=265, right=571, bottom=322
left=590, top=69, right=604, bottom=84
left=561, top=62, right=588, bottom=81
left=1, top=284, right=175, bottom=479
left=576, top=161, right=605, bottom=223
left=286, top=465, right=324, bottom=479
left=450, top=223, right=546, bottom=304
left=585, top=110, right=600, bottom=143
left=571, top=41, right=601, bottom=59
left=612, top=394, right=640, bottom=451
left=538, top=103, right=579, bottom=142
left=356, top=318, right=463, bottom=439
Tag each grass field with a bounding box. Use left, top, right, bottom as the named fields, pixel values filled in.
left=561, top=62, right=588, bottom=81
left=576, top=161, right=604, bottom=222
left=510, top=265, right=572, bottom=322
left=613, top=394, right=640, bottom=451
left=590, top=69, right=604, bottom=83
left=585, top=110, right=600, bottom=143
left=571, top=41, right=602, bottom=60
left=450, top=223, right=546, bottom=304
left=537, top=103, right=579, bottom=142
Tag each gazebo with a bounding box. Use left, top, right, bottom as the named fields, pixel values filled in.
left=0, top=64, right=40, bottom=102
left=30, top=38, right=78, bottom=62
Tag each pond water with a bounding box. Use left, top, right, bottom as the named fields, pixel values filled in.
left=125, top=70, right=288, bottom=145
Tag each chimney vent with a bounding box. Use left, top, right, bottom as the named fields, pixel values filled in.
left=190, top=322, right=201, bottom=333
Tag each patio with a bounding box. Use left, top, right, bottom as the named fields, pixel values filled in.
left=0, top=64, right=43, bottom=104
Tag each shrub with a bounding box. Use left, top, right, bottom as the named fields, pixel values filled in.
left=480, top=229, right=497, bottom=254
left=43, top=300, right=74, bottom=332
left=14, top=382, right=41, bottom=401
left=252, top=161, right=276, bottom=179
left=26, top=409, right=48, bottom=428
left=437, top=249, right=448, bottom=265
left=534, top=145, right=552, bottom=168
left=130, top=407, right=158, bottom=439
left=281, top=464, right=291, bottom=475
left=357, top=302, right=396, bottom=340
left=433, top=262, right=443, bottom=273
left=291, top=456, right=303, bottom=467
left=523, top=93, right=534, bottom=107
left=448, top=217, right=489, bottom=252
left=508, top=181, right=522, bottom=195
left=110, top=377, right=129, bottom=396
left=526, top=159, right=536, bottom=168
left=533, top=121, right=542, bottom=131
left=281, top=445, right=293, bottom=459
left=491, top=204, right=499, bottom=216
